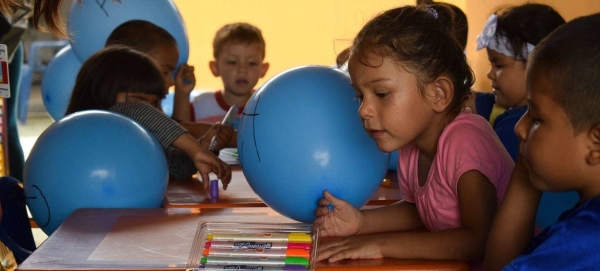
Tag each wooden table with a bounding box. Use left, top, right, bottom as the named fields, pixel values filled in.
left=17, top=208, right=468, bottom=271
left=164, top=168, right=402, bottom=208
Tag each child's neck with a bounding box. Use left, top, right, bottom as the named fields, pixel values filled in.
left=414, top=112, right=457, bottom=157
left=221, top=90, right=253, bottom=108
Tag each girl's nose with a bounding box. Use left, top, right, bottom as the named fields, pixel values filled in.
left=358, top=100, right=373, bottom=120
left=486, top=67, right=495, bottom=81
left=514, top=111, right=529, bottom=142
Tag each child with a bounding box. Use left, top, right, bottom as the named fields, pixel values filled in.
left=313, top=5, right=514, bottom=269
left=177, top=22, right=269, bottom=129
left=105, top=20, right=234, bottom=149
left=474, top=4, right=565, bottom=161
left=485, top=13, right=600, bottom=271
left=65, top=46, right=231, bottom=189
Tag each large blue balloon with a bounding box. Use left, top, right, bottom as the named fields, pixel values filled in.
left=67, top=0, right=189, bottom=65
left=41, top=45, right=81, bottom=121
left=238, top=66, right=389, bottom=223
left=24, top=111, right=168, bottom=235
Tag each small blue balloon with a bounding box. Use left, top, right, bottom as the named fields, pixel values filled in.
left=67, top=0, right=189, bottom=65
left=24, top=111, right=168, bottom=235
left=238, top=66, right=389, bottom=223
left=536, top=191, right=579, bottom=229
left=41, top=45, right=81, bottom=121
left=388, top=150, right=399, bottom=170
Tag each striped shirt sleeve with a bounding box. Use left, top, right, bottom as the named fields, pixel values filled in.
left=109, top=102, right=187, bottom=149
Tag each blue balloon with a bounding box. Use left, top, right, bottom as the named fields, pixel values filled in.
left=67, top=0, right=189, bottom=65
left=388, top=150, right=399, bottom=170
left=238, top=66, right=389, bottom=223
left=24, top=111, right=168, bottom=235
left=536, top=191, right=579, bottom=229
left=41, top=45, right=81, bottom=121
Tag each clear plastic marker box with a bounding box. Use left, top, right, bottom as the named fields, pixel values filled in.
left=188, top=222, right=318, bottom=271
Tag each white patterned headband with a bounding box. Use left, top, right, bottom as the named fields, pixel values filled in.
left=476, top=14, right=535, bottom=60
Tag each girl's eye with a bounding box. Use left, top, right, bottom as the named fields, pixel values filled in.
left=353, top=95, right=363, bottom=103
left=227, top=61, right=237, bottom=65
left=375, top=92, right=389, bottom=98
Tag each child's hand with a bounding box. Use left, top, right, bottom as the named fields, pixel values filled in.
left=199, top=123, right=234, bottom=152
left=192, top=148, right=232, bottom=191
left=314, top=190, right=364, bottom=237
left=317, top=235, right=384, bottom=262
left=174, top=64, right=196, bottom=95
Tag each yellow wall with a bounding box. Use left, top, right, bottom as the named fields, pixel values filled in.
left=172, top=0, right=414, bottom=90
left=173, top=0, right=600, bottom=92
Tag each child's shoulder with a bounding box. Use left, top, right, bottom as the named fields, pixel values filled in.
left=445, top=111, right=493, bottom=135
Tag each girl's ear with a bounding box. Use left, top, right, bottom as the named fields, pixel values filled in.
left=429, top=76, right=454, bottom=113
left=586, top=124, right=600, bottom=165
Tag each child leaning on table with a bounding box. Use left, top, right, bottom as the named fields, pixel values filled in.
left=313, top=5, right=514, bottom=270
left=65, top=46, right=231, bottom=189
left=105, top=20, right=235, bottom=149
left=484, top=12, right=600, bottom=271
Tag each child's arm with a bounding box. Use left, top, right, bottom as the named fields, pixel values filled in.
left=172, top=64, right=195, bottom=122
left=109, top=102, right=231, bottom=188
left=317, top=170, right=497, bottom=263
left=179, top=121, right=236, bottom=150
left=171, top=132, right=231, bottom=190
left=314, top=191, right=425, bottom=237
left=484, top=157, right=541, bottom=271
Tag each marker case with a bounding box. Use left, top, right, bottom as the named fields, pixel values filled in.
left=187, top=222, right=318, bottom=271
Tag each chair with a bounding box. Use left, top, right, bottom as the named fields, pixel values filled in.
left=0, top=176, right=35, bottom=264
left=18, top=40, right=69, bottom=124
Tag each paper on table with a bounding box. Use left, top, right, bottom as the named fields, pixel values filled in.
left=218, top=147, right=239, bottom=165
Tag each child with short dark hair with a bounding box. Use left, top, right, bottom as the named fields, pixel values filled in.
left=180, top=22, right=269, bottom=129
left=313, top=5, right=513, bottom=270
left=485, top=12, right=600, bottom=271
left=65, top=46, right=231, bottom=189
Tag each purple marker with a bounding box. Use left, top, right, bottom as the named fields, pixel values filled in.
left=210, top=180, right=219, bottom=198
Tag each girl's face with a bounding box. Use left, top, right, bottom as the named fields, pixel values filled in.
left=349, top=53, right=438, bottom=153
left=514, top=72, right=591, bottom=198
left=116, top=92, right=161, bottom=108
left=486, top=48, right=528, bottom=109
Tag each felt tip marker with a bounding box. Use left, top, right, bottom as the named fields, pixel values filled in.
left=208, top=105, right=238, bottom=152
left=209, top=180, right=219, bottom=199
left=206, top=233, right=312, bottom=243
left=205, top=241, right=311, bottom=251
left=197, top=264, right=308, bottom=270
left=201, top=256, right=309, bottom=267
left=202, top=248, right=310, bottom=259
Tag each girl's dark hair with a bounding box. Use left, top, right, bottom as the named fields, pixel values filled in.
left=106, top=20, right=178, bottom=54
left=351, top=5, right=474, bottom=117
left=65, top=46, right=166, bottom=115
left=494, top=4, right=565, bottom=60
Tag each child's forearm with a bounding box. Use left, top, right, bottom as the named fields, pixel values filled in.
left=484, top=158, right=541, bottom=271
left=172, top=91, right=191, bottom=122
left=360, top=201, right=425, bottom=234
left=172, top=132, right=206, bottom=158
left=374, top=227, right=486, bottom=261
